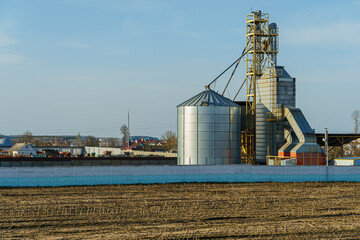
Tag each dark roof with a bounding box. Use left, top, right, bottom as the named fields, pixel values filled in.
left=315, top=133, right=360, bottom=147
left=0, top=138, right=13, bottom=147
left=177, top=88, right=239, bottom=107
left=275, top=66, right=292, bottom=78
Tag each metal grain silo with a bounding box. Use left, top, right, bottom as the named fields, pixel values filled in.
left=177, top=88, right=241, bottom=165
left=255, top=66, right=296, bottom=164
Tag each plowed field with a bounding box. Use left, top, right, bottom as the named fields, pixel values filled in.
left=1, top=182, right=360, bottom=239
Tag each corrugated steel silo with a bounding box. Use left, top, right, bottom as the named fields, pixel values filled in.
left=255, top=66, right=296, bottom=164
left=177, top=88, right=241, bottom=165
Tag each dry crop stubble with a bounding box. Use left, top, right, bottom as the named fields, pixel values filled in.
left=1, top=182, right=360, bottom=239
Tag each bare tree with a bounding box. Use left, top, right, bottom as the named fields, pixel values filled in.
left=84, top=136, right=99, bottom=147
left=76, top=133, right=83, bottom=147
left=349, top=110, right=360, bottom=156
left=161, top=130, right=177, bottom=152
left=33, top=139, right=42, bottom=146
left=105, top=138, right=119, bottom=147
left=19, top=130, right=33, bottom=143
left=120, top=124, right=129, bottom=146
left=54, top=137, right=60, bottom=146
left=352, top=110, right=360, bottom=134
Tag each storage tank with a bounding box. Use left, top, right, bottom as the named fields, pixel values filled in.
left=255, top=66, right=296, bottom=164
left=177, top=87, right=241, bottom=165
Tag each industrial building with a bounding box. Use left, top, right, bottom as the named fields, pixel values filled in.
left=7, top=143, right=37, bottom=157
left=334, top=157, right=360, bottom=166
left=177, top=10, right=332, bottom=165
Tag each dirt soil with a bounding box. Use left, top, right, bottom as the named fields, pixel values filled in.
left=1, top=182, right=360, bottom=239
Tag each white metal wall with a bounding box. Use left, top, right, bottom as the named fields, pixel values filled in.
left=178, top=106, right=241, bottom=165
left=85, top=147, right=122, bottom=156
left=1, top=165, right=360, bottom=187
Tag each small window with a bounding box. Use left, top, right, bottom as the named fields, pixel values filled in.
left=201, top=101, right=208, bottom=106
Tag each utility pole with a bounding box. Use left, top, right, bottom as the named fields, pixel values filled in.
left=128, top=110, right=130, bottom=149
left=325, top=128, right=329, bottom=166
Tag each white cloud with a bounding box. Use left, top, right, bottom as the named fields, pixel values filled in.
left=281, top=21, right=360, bottom=46
left=0, top=35, right=17, bottom=46
left=0, top=21, right=23, bottom=64
left=0, top=20, right=17, bottom=30
left=0, top=54, right=25, bottom=64
left=0, top=20, right=18, bottom=47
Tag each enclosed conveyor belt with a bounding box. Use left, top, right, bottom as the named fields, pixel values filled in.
left=278, top=129, right=298, bottom=157
left=279, top=107, right=325, bottom=165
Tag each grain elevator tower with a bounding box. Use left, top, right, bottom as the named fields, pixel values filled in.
left=243, top=11, right=278, bottom=164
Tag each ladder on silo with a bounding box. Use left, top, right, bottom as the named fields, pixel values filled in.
left=264, top=67, right=277, bottom=157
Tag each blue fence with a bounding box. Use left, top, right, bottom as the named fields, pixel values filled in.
left=1, top=165, right=360, bottom=187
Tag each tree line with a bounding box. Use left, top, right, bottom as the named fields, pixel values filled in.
left=6, top=124, right=177, bottom=152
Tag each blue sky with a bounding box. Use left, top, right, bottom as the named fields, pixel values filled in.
left=0, top=0, right=359, bottom=138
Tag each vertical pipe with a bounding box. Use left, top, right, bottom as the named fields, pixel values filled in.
left=325, top=128, right=329, bottom=166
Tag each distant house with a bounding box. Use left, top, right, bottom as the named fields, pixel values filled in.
left=0, top=137, right=14, bottom=150
left=7, top=143, right=36, bottom=157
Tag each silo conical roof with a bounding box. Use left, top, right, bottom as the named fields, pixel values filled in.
left=0, top=137, right=13, bottom=147
left=177, top=88, right=239, bottom=107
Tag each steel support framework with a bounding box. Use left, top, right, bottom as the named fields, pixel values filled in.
left=242, top=11, right=278, bottom=164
